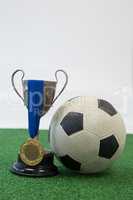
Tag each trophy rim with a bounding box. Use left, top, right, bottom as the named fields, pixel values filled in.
left=23, top=80, right=57, bottom=84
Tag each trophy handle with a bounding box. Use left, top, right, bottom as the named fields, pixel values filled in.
left=11, top=69, right=25, bottom=103
left=52, top=69, right=68, bottom=104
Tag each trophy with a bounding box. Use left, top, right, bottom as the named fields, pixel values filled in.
left=10, top=69, right=68, bottom=177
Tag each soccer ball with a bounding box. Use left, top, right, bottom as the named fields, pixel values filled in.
left=49, top=96, right=126, bottom=174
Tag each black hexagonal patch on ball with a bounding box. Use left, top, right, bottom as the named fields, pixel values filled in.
left=60, top=112, right=83, bottom=136
left=98, top=99, right=117, bottom=116
left=99, top=135, right=119, bottom=159
left=59, top=155, right=81, bottom=170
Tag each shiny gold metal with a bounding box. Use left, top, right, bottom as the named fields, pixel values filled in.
left=20, top=139, right=45, bottom=166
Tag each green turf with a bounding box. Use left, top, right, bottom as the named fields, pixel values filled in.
left=0, top=129, right=133, bottom=200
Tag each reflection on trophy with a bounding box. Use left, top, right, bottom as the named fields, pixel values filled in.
left=10, top=69, right=68, bottom=177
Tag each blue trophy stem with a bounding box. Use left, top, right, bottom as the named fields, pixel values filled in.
left=28, top=80, right=44, bottom=138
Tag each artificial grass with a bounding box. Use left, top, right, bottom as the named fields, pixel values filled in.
left=0, top=129, right=133, bottom=200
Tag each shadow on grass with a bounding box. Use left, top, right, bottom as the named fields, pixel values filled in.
left=58, top=166, right=112, bottom=178
left=57, top=164, right=133, bottom=184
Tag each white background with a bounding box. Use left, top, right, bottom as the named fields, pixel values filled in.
left=0, top=0, right=133, bottom=132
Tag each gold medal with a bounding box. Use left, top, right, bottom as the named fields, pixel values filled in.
left=20, top=139, right=45, bottom=166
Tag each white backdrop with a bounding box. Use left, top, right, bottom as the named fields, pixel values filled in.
left=0, top=0, right=133, bottom=132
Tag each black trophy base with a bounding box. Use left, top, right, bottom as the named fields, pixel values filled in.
left=10, top=152, right=59, bottom=177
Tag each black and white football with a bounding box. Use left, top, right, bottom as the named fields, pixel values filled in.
left=49, top=96, right=126, bottom=173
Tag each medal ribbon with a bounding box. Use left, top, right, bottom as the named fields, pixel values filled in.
left=27, top=80, right=44, bottom=138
